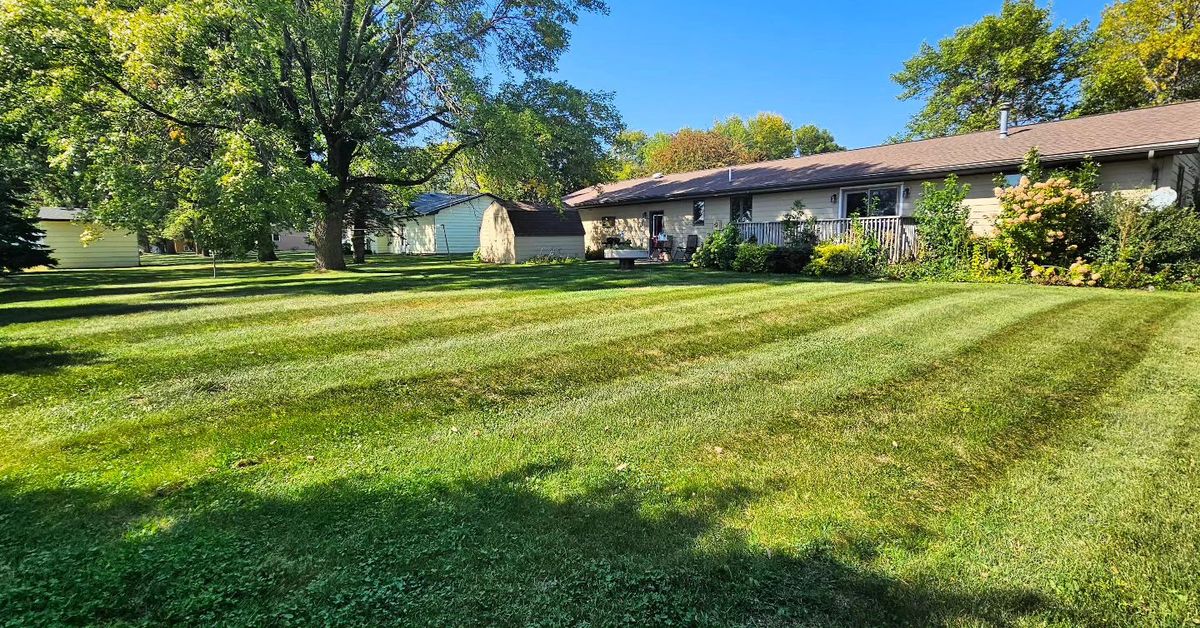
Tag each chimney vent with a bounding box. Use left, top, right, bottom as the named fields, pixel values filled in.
left=998, top=102, right=1011, bottom=137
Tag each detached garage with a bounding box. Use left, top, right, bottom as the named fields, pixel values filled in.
left=37, top=208, right=140, bottom=269
left=478, top=199, right=585, bottom=264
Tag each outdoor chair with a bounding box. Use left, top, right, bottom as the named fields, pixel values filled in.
left=675, top=235, right=699, bottom=262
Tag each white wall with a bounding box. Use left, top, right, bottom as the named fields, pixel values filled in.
left=390, top=195, right=492, bottom=254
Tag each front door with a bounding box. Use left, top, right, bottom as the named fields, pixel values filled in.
left=648, top=211, right=665, bottom=243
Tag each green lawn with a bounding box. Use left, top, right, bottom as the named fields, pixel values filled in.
left=2, top=254, right=1199, bottom=626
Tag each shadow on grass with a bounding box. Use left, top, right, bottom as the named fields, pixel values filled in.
left=0, top=254, right=833, bottom=327
left=0, top=342, right=102, bottom=375
left=0, top=464, right=1065, bottom=626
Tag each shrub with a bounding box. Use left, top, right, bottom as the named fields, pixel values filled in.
left=1092, top=193, right=1200, bottom=285
left=766, top=246, right=812, bottom=273
left=994, top=176, right=1093, bottom=267
left=691, top=223, right=742, bottom=270
left=584, top=248, right=606, bottom=261
left=472, top=247, right=483, bottom=262
left=1029, top=259, right=1102, bottom=287
left=731, top=243, right=776, bottom=273
left=807, top=243, right=858, bottom=276
left=914, top=174, right=972, bottom=262
left=523, top=253, right=579, bottom=266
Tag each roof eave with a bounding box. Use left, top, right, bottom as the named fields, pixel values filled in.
left=568, top=140, right=1200, bottom=209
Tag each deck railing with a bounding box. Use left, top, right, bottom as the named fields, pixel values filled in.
left=736, top=216, right=916, bottom=264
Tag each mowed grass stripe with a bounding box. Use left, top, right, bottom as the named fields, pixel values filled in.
left=0, top=282, right=764, bottom=414
left=7, top=282, right=926, bottom=480
left=2, top=282, right=900, bottom=464
left=724, top=294, right=1185, bottom=551
left=894, top=301, right=1200, bottom=626
left=267, top=288, right=1082, bottom=492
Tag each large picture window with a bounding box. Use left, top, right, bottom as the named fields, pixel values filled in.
left=692, top=200, right=705, bottom=225
left=842, top=186, right=899, bottom=217
left=730, top=195, right=753, bottom=222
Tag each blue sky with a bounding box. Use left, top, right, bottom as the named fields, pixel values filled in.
left=551, top=0, right=1103, bottom=148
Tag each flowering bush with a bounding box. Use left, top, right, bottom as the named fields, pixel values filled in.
left=994, top=176, right=1092, bottom=268
left=1029, top=259, right=1102, bottom=287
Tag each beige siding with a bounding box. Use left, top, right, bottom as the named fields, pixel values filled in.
left=576, top=155, right=1184, bottom=241
left=478, top=202, right=516, bottom=264
left=513, top=235, right=585, bottom=263
left=40, top=222, right=139, bottom=269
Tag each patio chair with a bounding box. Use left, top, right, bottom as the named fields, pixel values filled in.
left=675, top=235, right=699, bottom=262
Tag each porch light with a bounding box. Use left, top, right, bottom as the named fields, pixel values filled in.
left=830, top=193, right=838, bottom=204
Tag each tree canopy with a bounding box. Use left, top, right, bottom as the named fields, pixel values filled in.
left=612, top=113, right=843, bottom=180
left=3, top=0, right=614, bottom=270
left=1080, top=0, right=1200, bottom=114
left=892, top=0, right=1089, bottom=140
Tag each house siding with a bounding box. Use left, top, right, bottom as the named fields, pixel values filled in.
left=478, top=202, right=516, bottom=263
left=576, top=155, right=1182, bottom=242
left=39, top=221, right=139, bottom=269
left=389, top=195, right=491, bottom=254
left=275, top=230, right=313, bottom=251
left=513, top=235, right=585, bottom=263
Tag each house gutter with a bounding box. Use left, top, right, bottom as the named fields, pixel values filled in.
left=569, top=139, right=1200, bottom=209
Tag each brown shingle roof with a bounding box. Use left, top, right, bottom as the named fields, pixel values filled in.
left=496, top=199, right=586, bottom=237
left=565, top=101, right=1200, bottom=208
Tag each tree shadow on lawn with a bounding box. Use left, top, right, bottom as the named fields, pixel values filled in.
left=0, top=463, right=1067, bottom=626
left=0, top=257, right=836, bottom=327
left=0, top=342, right=102, bottom=375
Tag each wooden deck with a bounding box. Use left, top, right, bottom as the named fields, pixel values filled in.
left=736, top=216, right=916, bottom=263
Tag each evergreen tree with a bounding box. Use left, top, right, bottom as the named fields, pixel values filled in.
left=0, top=172, right=55, bottom=275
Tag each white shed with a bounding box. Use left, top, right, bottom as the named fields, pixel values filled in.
left=388, top=193, right=495, bottom=254
left=478, top=199, right=586, bottom=264
left=37, top=208, right=140, bottom=269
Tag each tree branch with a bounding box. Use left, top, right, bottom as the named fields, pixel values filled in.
left=92, top=70, right=233, bottom=131
left=350, top=141, right=474, bottom=187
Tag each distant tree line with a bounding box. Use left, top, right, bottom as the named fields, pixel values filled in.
left=610, top=113, right=845, bottom=180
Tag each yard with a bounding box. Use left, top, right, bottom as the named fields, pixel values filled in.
left=2, top=254, right=1199, bottom=626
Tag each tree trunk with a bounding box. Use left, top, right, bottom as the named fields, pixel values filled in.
left=256, top=225, right=278, bottom=262
left=351, top=204, right=367, bottom=264
left=313, top=209, right=346, bottom=270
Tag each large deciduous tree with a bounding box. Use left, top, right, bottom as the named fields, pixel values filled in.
left=10, top=0, right=607, bottom=270
left=892, top=0, right=1089, bottom=140
left=1080, top=0, right=1200, bottom=114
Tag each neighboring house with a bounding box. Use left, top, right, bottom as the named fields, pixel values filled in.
left=565, top=101, right=1200, bottom=255
left=36, top=208, right=140, bottom=269
left=385, top=193, right=495, bottom=254
left=478, top=199, right=586, bottom=264
left=274, top=230, right=314, bottom=252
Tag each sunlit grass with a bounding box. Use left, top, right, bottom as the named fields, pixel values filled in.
left=1, top=253, right=1198, bottom=625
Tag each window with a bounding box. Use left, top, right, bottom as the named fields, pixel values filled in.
left=730, top=195, right=752, bottom=222
left=1003, top=173, right=1023, bottom=187
left=692, top=200, right=705, bottom=225
left=842, top=186, right=899, bottom=217
left=600, top=216, right=616, bottom=228
left=272, top=233, right=280, bottom=242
